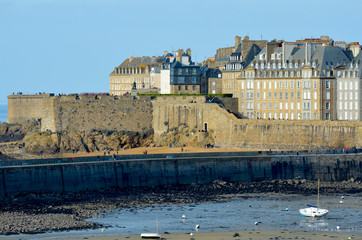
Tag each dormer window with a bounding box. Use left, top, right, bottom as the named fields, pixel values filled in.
left=277, top=54, right=281, bottom=60
left=289, top=63, right=293, bottom=68
left=271, top=54, right=275, bottom=60
left=295, top=62, right=298, bottom=68
left=273, top=63, right=276, bottom=69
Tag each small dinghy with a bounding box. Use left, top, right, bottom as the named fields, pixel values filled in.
left=141, top=219, right=161, bottom=239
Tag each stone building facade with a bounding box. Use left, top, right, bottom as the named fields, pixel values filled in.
left=221, top=36, right=360, bottom=121
left=336, top=51, right=362, bottom=121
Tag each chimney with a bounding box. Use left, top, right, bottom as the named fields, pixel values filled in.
left=164, top=51, right=168, bottom=57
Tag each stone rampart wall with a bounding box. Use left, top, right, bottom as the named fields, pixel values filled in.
left=8, top=94, right=153, bottom=133
left=153, top=99, right=362, bottom=150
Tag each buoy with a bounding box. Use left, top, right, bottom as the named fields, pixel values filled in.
left=182, top=215, right=186, bottom=219
left=101, top=228, right=105, bottom=232
left=285, top=208, right=289, bottom=211
left=336, top=226, right=340, bottom=230
left=340, top=200, right=344, bottom=204
left=255, top=221, right=259, bottom=225
left=190, top=233, right=193, bottom=236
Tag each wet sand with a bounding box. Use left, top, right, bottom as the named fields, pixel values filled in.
left=3, top=230, right=361, bottom=240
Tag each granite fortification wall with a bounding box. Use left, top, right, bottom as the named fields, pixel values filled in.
left=152, top=97, right=362, bottom=150
left=8, top=94, right=153, bottom=133
left=7, top=94, right=362, bottom=150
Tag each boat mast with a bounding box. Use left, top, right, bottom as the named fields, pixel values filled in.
left=317, top=179, right=320, bottom=208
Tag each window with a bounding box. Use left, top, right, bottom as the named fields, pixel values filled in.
left=314, top=102, right=317, bottom=110
left=257, top=92, right=260, bottom=99
left=314, top=91, right=317, bottom=100
left=279, top=92, right=283, bottom=99
left=241, top=92, right=244, bottom=99
left=285, top=102, right=288, bottom=110
left=268, top=102, right=272, bottom=110
left=314, top=81, right=317, bottom=88
left=279, top=102, right=283, bottom=110
left=297, top=81, right=300, bottom=89
left=185, top=86, right=188, bottom=90
left=285, top=81, right=288, bottom=89
left=240, top=102, right=244, bottom=110
left=326, top=112, right=330, bottom=120
left=268, top=92, right=271, bottom=99
left=178, top=86, right=181, bottom=90
left=326, top=81, right=330, bottom=89
left=326, top=92, right=330, bottom=100
left=279, top=81, right=282, bottom=89
left=192, top=76, right=197, bottom=83
left=263, top=92, right=266, bottom=99
left=285, top=92, right=288, bottom=99
left=291, top=92, right=294, bottom=99
left=314, top=113, right=317, bottom=120
left=291, top=102, right=294, bottom=110
left=274, top=92, right=277, bottom=99
left=326, top=102, right=330, bottom=110
left=274, top=102, right=277, bottom=109
left=297, top=102, right=300, bottom=110
left=193, top=86, right=196, bottom=90
left=297, top=92, right=300, bottom=99
left=257, top=102, right=260, bottom=110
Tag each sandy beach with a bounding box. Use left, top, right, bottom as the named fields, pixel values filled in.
left=2, top=230, right=361, bottom=240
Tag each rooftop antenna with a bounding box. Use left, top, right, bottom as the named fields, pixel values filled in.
left=261, top=34, right=263, bottom=40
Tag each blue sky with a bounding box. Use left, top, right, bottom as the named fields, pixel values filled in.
left=0, top=0, right=361, bottom=104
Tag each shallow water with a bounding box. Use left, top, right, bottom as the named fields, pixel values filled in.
left=4, top=194, right=362, bottom=240
left=87, top=194, right=362, bottom=234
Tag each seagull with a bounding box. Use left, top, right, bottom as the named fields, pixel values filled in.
left=255, top=221, right=259, bottom=225
left=337, top=226, right=340, bottom=230
left=101, top=227, right=105, bottom=232
left=182, top=215, right=186, bottom=219
left=340, top=200, right=344, bottom=204
left=341, top=196, right=345, bottom=199
left=195, top=225, right=200, bottom=230
left=190, top=233, right=193, bottom=236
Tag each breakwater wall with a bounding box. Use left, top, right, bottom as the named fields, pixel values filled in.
left=0, top=152, right=361, bottom=199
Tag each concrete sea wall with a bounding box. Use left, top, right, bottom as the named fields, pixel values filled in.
left=0, top=153, right=360, bottom=199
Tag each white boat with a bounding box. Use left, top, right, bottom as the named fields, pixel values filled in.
left=140, top=233, right=161, bottom=239
left=141, top=219, right=161, bottom=239
left=299, top=179, right=329, bottom=217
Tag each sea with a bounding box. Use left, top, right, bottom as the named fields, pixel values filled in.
left=3, top=194, right=362, bottom=240
left=0, top=103, right=7, bottom=123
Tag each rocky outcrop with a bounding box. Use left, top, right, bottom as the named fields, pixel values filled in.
left=23, top=130, right=153, bottom=155
left=0, top=123, right=27, bottom=143
left=157, top=124, right=215, bottom=147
